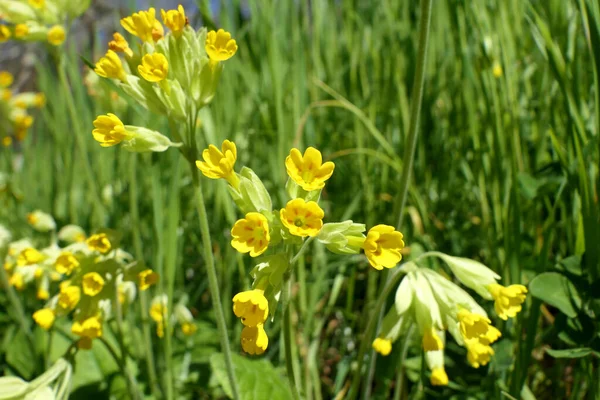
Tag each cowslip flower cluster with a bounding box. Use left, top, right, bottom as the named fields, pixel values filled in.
left=149, top=294, right=197, bottom=338
left=90, top=5, right=238, bottom=152
left=0, top=71, right=45, bottom=146
left=372, top=253, right=528, bottom=386
left=198, top=142, right=405, bottom=354
left=0, top=0, right=89, bottom=46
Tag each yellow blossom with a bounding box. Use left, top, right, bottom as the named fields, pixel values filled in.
left=57, top=285, right=81, bottom=310
left=94, top=50, right=127, bottom=82
left=82, top=272, right=105, bottom=296
left=14, top=24, right=29, bottom=39
left=231, top=213, right=270, bottom=257
left=233, top=289, right=269, bottom=327
left=372, top=338, right=392, bottom=356
left=457, top=309, right=491, bottom=341
left=195, top=140, right=239, bottom=188
left=34, top=93, right=45, bottom=107
left=492, top=61, right=503, bottom=78
left=205, top=29, right=238, bottom=62
left=37, top=287, right=49, bottom=300
left=150, top=299, right=167, bottom=338
left=487, top=284, right=527, bottom=320
left=138, top=53, right=169, bottom=82
left=2, top=89, right=11, bottom=101
left=484, top=325, right=502, bottom=344
left=72, top=316, right=103, bottom=345
left=14, top=114, right=33, bottom=130
left=47, top=25, right=66, bottom=46
left=241, top=324, right=268, bottom=355
left=0, top=71, right=13, bottom=88
left=92, top=113, right=132, bottom=147
left=431, top=367, right=449, bottom=386
left=285, top=147, right=335, bottom=191
left=54, top=252, right=79, bottom=275
left=17, top=247, right=44, bottom=266
left=138, top=269, right=159, bottom=290
left=465, top=338, right=494, bottom=368
left=29, top=0, right=45, bottom=9
left=2, top=137, right=12, bottom=147
left=422, top=328, right=444, bottom=351
left=280, top=198, right=324, bottom=237
left=363, top=225, right=404, bottom=270
left=161, top=5, right=187, bottom=37
left=9, top=273, right=24, bottom=290
left=33, top=309, right=55, bottom=330
left=87, top=233, right=112, bottom=253
left=0, top=26, right=10, bottom=42
left=108, top=32, right=133, bottom=58
left=121, top=8, right=163, bottom=43
left=181, top=322, right=197, bottom=336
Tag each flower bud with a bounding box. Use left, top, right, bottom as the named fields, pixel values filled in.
left=121, top=125, right=182, bottom=152
left=27, top=210, right=56, bottom=232
left=316, top=221, right=365, bottom=255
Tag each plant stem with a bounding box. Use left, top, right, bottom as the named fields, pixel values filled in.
left=113, top=288, right=141, bottom=400
left=283, top=279, right=301, bottom=400
left=99, top=337, right=140, bottom=400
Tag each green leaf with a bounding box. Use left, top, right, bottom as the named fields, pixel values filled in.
left=545, top=347, right=599, bottom=358
left=210, top=353, right=292, bottom=400
left=529, top=272, right=582, bottom=318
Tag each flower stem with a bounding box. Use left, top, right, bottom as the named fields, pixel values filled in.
left=113, top=289, right=141, bottom=400
left=283, top=279, right=301, bottom=400
left=99, top=336, right=140, bottom=400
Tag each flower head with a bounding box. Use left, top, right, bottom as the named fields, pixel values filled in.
left=108, top=32, right=133, bottom=57
left=138, top=269, right=159, bottom=290
left=138, top=53, right=169, bottom=82
left=58, top=225, right=86, bottom=243
left=57, top=285, right=81, bottom=311
left=121, top=8, right=163, bottom=43
left=280, top=198, right=324, bottom=237
left=54, top=252, right=79, bottom=275
left=196, top=140, right=239, bottom=188
left=161, top=5, right=187, bottom=37
left=47, top=25, right=65, bottom=46
left=0, top=71, right=13, bottom=88
left=457, top=309, right=492, bottom=341
left=92, top=114, right=132, bottom=148
left=14, top=24, right=29, bottom=39
left=94, top=50, right=127, bottom=82
left=29, top=0, right=45, bottom=9
left=181, top=322, right=197, bottom=336
left=231, top=212, right=270, bottom=257
left=285, top=147, right=335, bottom=191
left=82, top=272, right=105, bottom=297
left=422, top=328, right=444, bottom=351
left=431, top=367, right=448, bottom=386
left=233, top=289, right=269, bottom=327
left=33, top=309, right=55, bottom=330
left=72, top=316, right=103, bottom=349
left=363, top=225, right=404, bottom=270
left=17, top=247, right=44, bottom=266
left=241, top=324, right=268, bottom=355
left=465, top=338, right=494, bottom=368
left=205, top=29, right=238, bottom=62
left=487, top=283, right=527, bottom=320
left=372, top=338, right=392, bottom=356
left=0, top=26, right=11, bottom=42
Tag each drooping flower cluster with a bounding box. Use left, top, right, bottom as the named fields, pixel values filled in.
left=372, top=253, right=528, bottom=386
left=148, top=294, right=197, bottom=339
left=198, top=142, right=406, bottom=354
left=0, top=71, right=45, bottom=146
left=0, top=0, right=89, bottom=46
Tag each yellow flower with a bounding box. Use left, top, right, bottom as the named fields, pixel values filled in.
left=150, top=301, right=167, bottom=323
left=372, top=338, right=392, bottom=356
left=17, top=247, right=44, bottom=266
left=285, top=147, right=335, bottom=191
left=280, top=198, right=324, bottom=237
left=232, top=289, right=268, bottom=327
left=240, top=324, right=268, bottom=355
left=195, top=140, right=239, bottom=188
left=0, top=25, right=11, bottom=42
left=14, top=114, right=33, bottom=130
left=108, top=32, right=133, bottom=58
left=121, top=8, right=163, bottom=43
left=181, top=322, right=197, bottom=336
left=86, top=233, right=112, bottom=254
left=138, top=53, right=169, bottom=82
left=0, top=71, right=13, bottom=88
left=231, top=213, right=270, bottom=257
left=487, top=284, right=527, bottom=320
left=72, top=316, right=103, bottom=346
left=2, top=89, right=11, bottom=101
left=457, top=309, right=492, bottom=341
left=92, top=113, right=132, bottom=147
left=465, top=338, right=494, bottom=368
left=205, top=29, right=238, bottom=62
left=94, top=50, right=127, bottom=82
left=29, top=0, right=45, bottom=9
left=47, top=25, right=66, bottom=46
left=57, top=286, right=81, bottom=311
left=9, top=273, right=24, bottom=290
left=33, top=309, right=55, bottom=331
left=492, top=61, right=503, bottom=78
left=422, top=328, right=444, bottom=351
left=363, top=225, right=404, bottom=270
left=34, top=93, right=45, bottom=107
left=161, top=5, right=187, bottom=37
left=82, top=272, right=105, bottom=297
left=484, top=325, right=502, bottom=344
left=14, top=24, right=29, bottom=39
left=37, top=287, right=49, bottom=300
left=54, top=251, right=79, bottom=275
left=430, top=367, right=449, bottom=386
left=138, top=269, right=159, bottom=290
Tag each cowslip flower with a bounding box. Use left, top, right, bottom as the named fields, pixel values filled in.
left=14, top=24, right=29, bottom=39
left=363, top=225, right=405, bottom=270
left=205, top=29, right=238, bottom=62
left=0, top=71, right=13, bottom=87
left=487, top=283, right=528, bottom=320
left=92, top=113, right=132, bottom=147
left=175, top=304, right=197, bottom=336
left=285, top=147, right=335, bottom=191
left=232, top=289, right=269, bottom=327
left=465, top=338, right=495, bottom=368
left=280, top=198, right=324, bottom=237
left=29, top=0, right=45, bottom=9
left=47, top=25, right=65, bottom=46
left=138, top=269, right=159, bottom=290
left=94, top=50, right=127, bottom=82
left=121, top=7, right=163, bottom=43
left=54, top=252, right=79, bottom=275
left=57, top=285, right=81, bottom=311
left=426, top=350, right=449, bottom=386
left=72, top=316, right=103, bottom=349
left=150, top=295, right=167, bottom=338
left=87, top=233, right=112, bottom=254
left=196, top=140, right=239, bottom=188
left=33, top=309, right=55, bottom=331
left=231, top=212, right=270, bottom=257
left=0, top=26, right=10, bottom=42
left=372, top=338, right=392, bottom=356
left=457, top=308, right=492, bottom=340
left=240, top=324, right=268, bottom=355
left=57, top=225, right=86, bottom=243
left=138, top=53, right=169, bottom=82
left=161, top=5, right=186, bottom=37
left=108, top=32, right=133, bottom=58
left=17, top=248, right=44, bottom=266
left=82, top=272, right=105, bottom=297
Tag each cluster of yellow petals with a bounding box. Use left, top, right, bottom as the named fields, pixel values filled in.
left=372, top=337, right=392, bottom=356
left=150, top=300, right=167, bottom=338
left=86, top=233, right=112, bottom=254
left=0, top=71, right=13, bottom=88
left=108, top=32, right=133, bottom=58
left=29, top=0, right=45, bottom=9
left=430, top=368, right=449, bottom=386
left=54, top=251, right=79, bottom=275
left=138, top=269, right=159, bottom=290
left=487, top=283, right=528, bottom=320
left=72, top=316, right=103, bottom=349
left=121, top=7, right=163, bottom=43
left=94, top=50, right=127, bottom=82
left=0, top=26, right=11, bottom=42
left=58, top=285, right=81, bottom=311
left=231, top=212, right=270, bottom=257
left=47, top=25, right=66, bottom=46
left=92, top=113, right=132, bottom=147
left=82, top=272, right=105, bottom=297
left=196, top=140, right=239, bottom=188
left=161, top=5, right=187, bottom=37
left=205, top=29, right=238, bottom=62
left=232, top=289, right=269, bottom=327
left=241, top=324, right=268, bottom=355
left=14, top=24, right=29, bottom=39
left=138, top=53, right=169, bottom=82
left=456, top=309, right=502, bottom=368
left=33, top=308, right=55, bottom=330
left=363, top=225, right=405, bottom=270
left=285, top=147, right=335, bottom=192
left=17, top=248, right=44, bottom=266
left=422, top=328, right=444, bottom=352
left=280, top=198, right=324, bottom=237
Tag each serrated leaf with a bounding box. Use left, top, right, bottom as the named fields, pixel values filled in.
left=545, top=347, right=599, bottom=358
left=529, top=272, right=581, bottom=318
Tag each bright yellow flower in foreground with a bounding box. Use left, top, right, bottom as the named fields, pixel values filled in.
left=457, top=309, right=492, bottom=340
left=29, top=0, right=45, bottom=9
left=108, top=32, right=133, bottom=58
left=285, top=147, right=335, bottom=191
left=231, top=213, right=270, bottom=257
left=9, top=273, right=24, bottom=290
left=465, top=338, right=494, bottom=368
left=280, top=198, right=324, bottom=237
left=487, top=283, right=527, bottom=320
left=92, top=114, right=132, bottom=148
left=0, top=71, right=13, bottom=88
left=17, top=247, right=44, bottom=266
left=422, top=328, right=444, bottom=351
left=363, top=224, right=404, bottom=270
left=0, top=26, right=11, bottom=42
left=138, top=53, right=169, bottom=82
left=94, top=50, right=127, bottom=82
left=161, top=5, right=186, bottom=37
left=241, top=324, right=268, bottom=355
left=205, top=29, right=238, bottom=62
left=54, top=251, right=79, bottom=275
left=431, top=367, right=449, bottom=386
left=14, top=24, right=29, bottom=39
left=372, top=338, right=392, bottom=356
left=121, top=7, right=162, bottom=43
left=86, top=235, right=110, bottom=253
left=72, top=316, right=103, bottom=349
left=233, top=289, right=269, bottom=327
left=82, top=272, right=105, bottom=297
left=196, top=140, right=239, bottom=188
left=58, top=285, right=81, bottom=310
left=138, top=269, right=159, bottom=290
left=33, top=309, right=55, bottom=330
left=47, top=25, right=66, bottom=46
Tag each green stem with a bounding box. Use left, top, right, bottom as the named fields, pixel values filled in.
left=98, top=337, right=140, bottom=400
left=283, top=279, right=301, bottom=400
left=113, top=288, right=141, bottom=400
